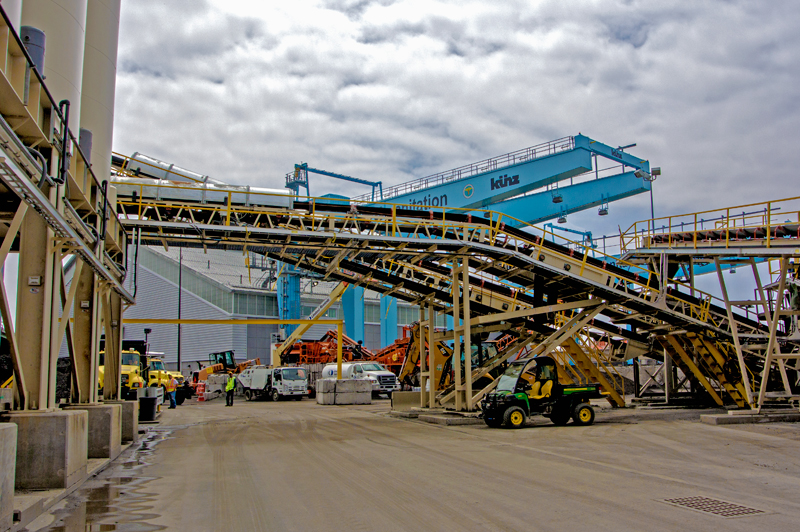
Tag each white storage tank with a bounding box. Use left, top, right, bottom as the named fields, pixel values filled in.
left=80, top=0, right=121, bottom=181
left=22, top=0, right=89, bottom=133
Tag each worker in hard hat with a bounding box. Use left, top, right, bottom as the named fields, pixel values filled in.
left=166, top=374, right=179, bottom=409
left=225, top=372, right=236, bottom=406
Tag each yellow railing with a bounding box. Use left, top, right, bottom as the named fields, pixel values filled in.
left=621, top=196, right=800, bottom=252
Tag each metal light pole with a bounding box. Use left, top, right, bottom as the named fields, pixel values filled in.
left=646, top=167, right=661, bottom=227
left=177, top=248, right=183, bottom=375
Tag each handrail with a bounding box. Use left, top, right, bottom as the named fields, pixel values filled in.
left=351, top=136, right=575, bottom=202
left=620, top=196, right=800, bottom=253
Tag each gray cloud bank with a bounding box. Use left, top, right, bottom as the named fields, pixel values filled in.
left=113, top=0, right=800, bottom=225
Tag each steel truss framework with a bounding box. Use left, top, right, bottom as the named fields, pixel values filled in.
left=113, top=180, right=774, bottom=410
left=622, top=197, right=800, bottom=410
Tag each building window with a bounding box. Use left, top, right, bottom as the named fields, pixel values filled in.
left=397, top=306, right=419, bottom=325
left=365, top=304, right=380, bottom=323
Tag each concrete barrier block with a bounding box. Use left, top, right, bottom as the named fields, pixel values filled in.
left=335, top=392, right=358, bottom=404
left=0, top=423, right=16, bottom=532
left=352, top=380, right=372, bottom=393
left=353, top=392, right=372, bottom=405
left=106, top=401, right=139, bottom=443
left=317, top=379, right=337, bottom=393
left=391, top=391, right=422, bottom=411
left=316, top=392, right=335, bottom=405
left=64, top=404, right=122, bottom=460
left=701, top=412, right=800, bottom=425
left=1, top=410, right=88, bottom=490
left=335, top=379, right=358, bottom=393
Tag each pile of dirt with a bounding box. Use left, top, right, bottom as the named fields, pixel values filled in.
left=56, top=357, right=72, bottom=402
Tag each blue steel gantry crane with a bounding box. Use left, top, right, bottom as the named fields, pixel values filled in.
left=285, top=163, right=384, bottom=202
left=352, top=134, right=653, bottom=227
left=283, top=134, right=656, bottom=346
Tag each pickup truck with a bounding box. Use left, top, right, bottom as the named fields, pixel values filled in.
left=321, top=362, right=400, bottom=397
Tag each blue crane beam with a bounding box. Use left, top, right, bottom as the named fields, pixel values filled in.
left=363, top=134, right=650, bottom=211
left=468, top=171, right=651, bottom=228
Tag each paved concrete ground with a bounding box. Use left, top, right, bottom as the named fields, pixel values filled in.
left=27, top=398, right=800, bottom=531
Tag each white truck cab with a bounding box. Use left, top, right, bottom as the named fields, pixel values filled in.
left=237, top=366, right=308, bottom=401
left=321, top=362, right=400, bottom=396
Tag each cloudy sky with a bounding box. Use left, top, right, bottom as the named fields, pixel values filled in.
left=113, top=0, right=800, bottom=238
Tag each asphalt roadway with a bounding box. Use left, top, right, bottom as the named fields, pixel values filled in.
left=28, top=398, right=800, bottom=531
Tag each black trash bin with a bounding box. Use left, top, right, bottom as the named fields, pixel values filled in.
left=139, top=396, right=158, bottom=422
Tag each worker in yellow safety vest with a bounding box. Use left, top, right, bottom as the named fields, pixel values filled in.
left=225, top=373, right=236, bottom=407
left=166, top=375, right=179, bottom=409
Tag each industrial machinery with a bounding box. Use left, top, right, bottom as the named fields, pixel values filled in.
left=238, top=366, right=308, bottom=401
left=481, top=356, right=603, bottom=429
left=190, top=350, right=261, bottom=391
left=281, top=331, right=373, bottom=366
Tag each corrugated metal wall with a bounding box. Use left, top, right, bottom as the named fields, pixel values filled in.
left=123, top=266, right=236, bottom=367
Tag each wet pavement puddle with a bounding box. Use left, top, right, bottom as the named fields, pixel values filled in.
left=24, top=429, right=172, bottom=531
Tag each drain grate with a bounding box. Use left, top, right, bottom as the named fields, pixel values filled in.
left=663, top=497, right=765, bottom=518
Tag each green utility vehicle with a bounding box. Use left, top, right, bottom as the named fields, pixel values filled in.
left=480, top=356, right=603, bottom=429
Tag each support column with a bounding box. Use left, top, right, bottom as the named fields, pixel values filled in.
left=16, top=212, right=55, bottom=410
left=452, top=260, right=463, bottom=411
left=72, top=264, right=99, bottom=403
left=428, top=301, right=437, bottom=409
left=664, top=348, right=672, bottom=403
left=102, top=289, right=123, bottom=401
left=461, top=259, right=473, bottom=410
left=342, top=284, right=365, bottom=344
left=419, top=306, right=428, bottom=408
left=379, top=295, right=398, bottom=348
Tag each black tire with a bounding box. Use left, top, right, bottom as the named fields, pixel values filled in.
left=502, top=406, right=527, bottom=429
left=484, top=417, right=503, bottom=428
left=572, top=403, right=595, bottom=426
left=550, top=405, right=571, bottom=426
left=244, top=389, right=253, bottom=401
left=270, top=389, right=280, bottom=402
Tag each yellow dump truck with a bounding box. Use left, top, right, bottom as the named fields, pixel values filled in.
left=98, top=349, right=146, bottom=399
left=142, top=353, right=171, bottom=389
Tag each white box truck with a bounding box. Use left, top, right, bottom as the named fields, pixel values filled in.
left=237, top=366, right=308, bottom=401
left=321, top=362, right=400, bottom=397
